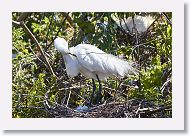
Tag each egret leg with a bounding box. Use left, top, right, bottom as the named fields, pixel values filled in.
left=96, top=75, right=102, bottom=105
left=89, top=79, right=96, bottom=106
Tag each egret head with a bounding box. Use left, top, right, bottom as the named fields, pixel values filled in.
left=54, top=37, right=69, bottom=54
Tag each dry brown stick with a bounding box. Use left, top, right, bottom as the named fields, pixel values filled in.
left=12, top=20, right=56, bottom=77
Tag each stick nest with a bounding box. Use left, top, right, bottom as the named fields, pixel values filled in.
left=44, top=99, right=172, bottom=118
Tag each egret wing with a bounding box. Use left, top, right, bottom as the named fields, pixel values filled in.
left=74, top=44, right=136, bottom=77
left=74, top=44, right=107, bottom=72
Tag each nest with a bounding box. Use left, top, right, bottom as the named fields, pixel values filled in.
left=44, top=99, right=172, bottom=118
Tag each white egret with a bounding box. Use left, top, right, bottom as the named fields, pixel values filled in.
left=112, top=15, right=155, bottom=33
left=54, top=37, right=137, bottom=105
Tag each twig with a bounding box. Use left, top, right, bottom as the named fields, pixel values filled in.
left=44, top=90, right=51, bottom=109
left=13, top=93, right=45, bottom=98
left=28, top=46, right=44, bottom=63
left=13, top=106, right=44, bottom=110
left=161, top=12, right=172, bottom=26
left=12, top=20, right=21, bottom=25
left=66, top=90, right=72, bottom=107
left=138, top=106, right=172, bottom=115
left=160, top=78, right=171, bottom=93
left=135, top=101, right=142, bottom=117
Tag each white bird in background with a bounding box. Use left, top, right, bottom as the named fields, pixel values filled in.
left=112, top=15, right=155, bottom=33
left=54, top=37, right=137, bottom=105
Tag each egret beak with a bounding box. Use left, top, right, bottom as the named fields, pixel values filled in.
left=68, top=52, right=77, bottom=57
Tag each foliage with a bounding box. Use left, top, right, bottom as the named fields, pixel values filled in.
left=12, top=12, right=172, bottom=118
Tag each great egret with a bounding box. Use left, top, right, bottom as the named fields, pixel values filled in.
left=54, top=37, right=137, bottom=105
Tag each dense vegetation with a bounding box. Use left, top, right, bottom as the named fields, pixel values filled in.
left=12, top=12, right=172, bottom=118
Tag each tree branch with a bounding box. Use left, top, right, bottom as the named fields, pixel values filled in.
left=12, top=20, right=21, bottom=26
left=17, top=12, right=31, bottom=22
left=161, top=12, right=172, bottom=26
left=12, top=20, right=56, bottom=77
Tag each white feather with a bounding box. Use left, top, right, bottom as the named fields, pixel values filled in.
left=54, top=38, right=137, bottom=80
left=63, top=51, right=79, bottom=78
left=112, top=15, right=155, bottom=33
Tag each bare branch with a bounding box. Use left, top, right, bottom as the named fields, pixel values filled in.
left=12, top=20, right=56, bottom=77
left=12, top=20, right=21, bottom=26
left=161, top=12, right=172, bottom=25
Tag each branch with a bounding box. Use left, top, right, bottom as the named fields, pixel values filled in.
left=12, top=20, right=21, bottom=26
left=62, top=12, right=73, bottom=27
left=17, top=12, right=31, bottom=22
left=161, top=12, right=172, bottom=26
left=12, top=20, right=56, bottom=77
left=137, top=106, right=172, bottom=115
left=13, top=106, right=45, bottom=110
